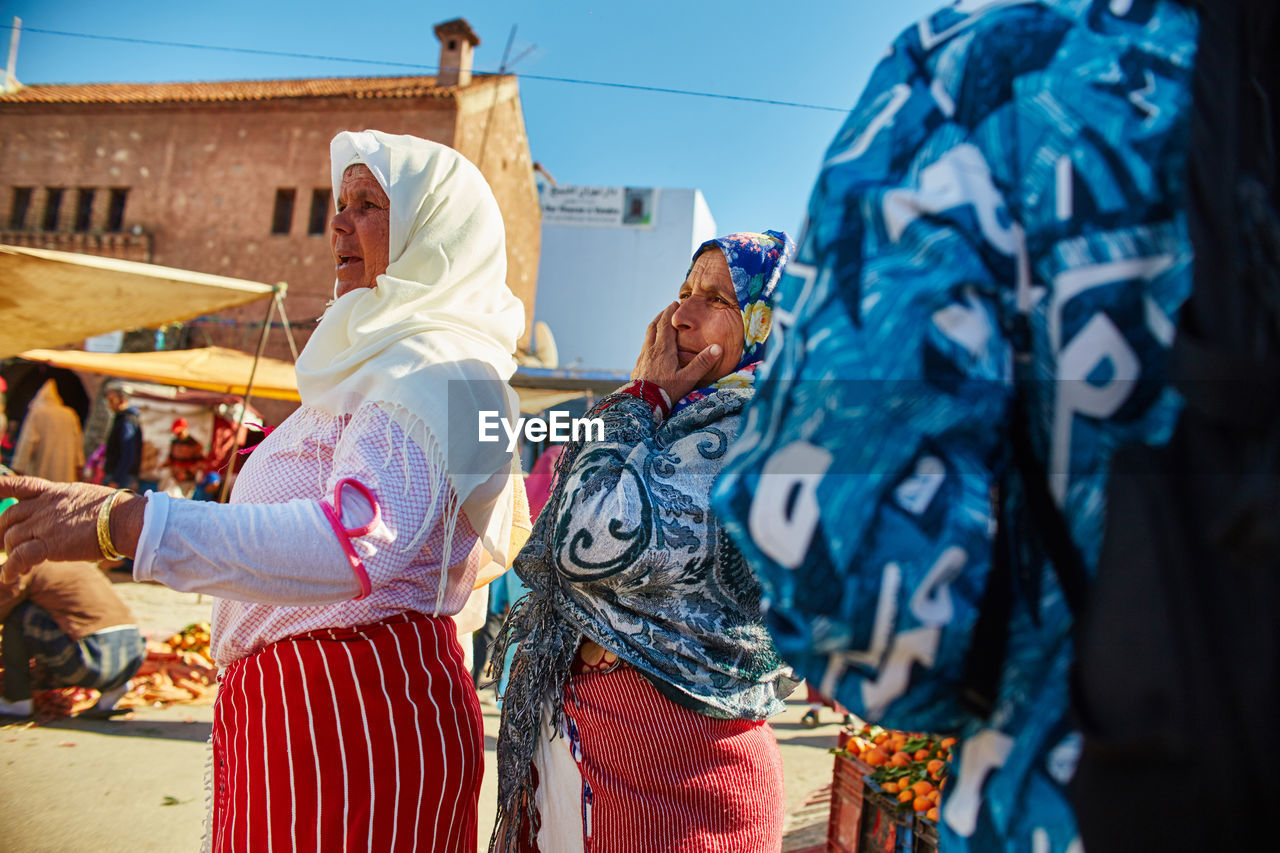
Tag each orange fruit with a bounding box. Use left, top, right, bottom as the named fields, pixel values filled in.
left=914, top=748, right=931, bottom=761
left=864, top=748, right=888, bottom=767
left=940, top=737, right=957, bottom=750
left=890, top=751, right=911, bottom=767
left=928, top=790, right=940, bottom=803
left=899, top=790, right=914, bottom=804
left=911, top=780, right=933, bottom=796
left=913, top=796, right=931, bottom=812
left=927, top=759, right=946, bottom=775
left=882, top=782, right=899, bottom=794
left=926, top=807, right=940, bottom=821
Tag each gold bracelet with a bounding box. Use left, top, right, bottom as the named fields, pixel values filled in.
left=96, top=489, right=130, bottom=561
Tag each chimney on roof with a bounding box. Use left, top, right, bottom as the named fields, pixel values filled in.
left=434, top=18, right=480, bottom=88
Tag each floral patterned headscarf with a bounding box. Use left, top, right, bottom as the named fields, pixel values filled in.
left=673, top=229, right=794, bottom=412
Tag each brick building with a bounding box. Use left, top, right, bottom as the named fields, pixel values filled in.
left=0, top=18, right=541, bottom=379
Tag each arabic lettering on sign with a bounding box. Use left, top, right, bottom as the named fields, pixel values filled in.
left=540, top=185, right=656, bottom=228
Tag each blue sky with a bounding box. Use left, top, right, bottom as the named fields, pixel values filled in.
left=4, top=1, right=945, bottom=238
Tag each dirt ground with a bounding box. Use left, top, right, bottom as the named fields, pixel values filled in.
left=0, top=577, right=841, bottom=852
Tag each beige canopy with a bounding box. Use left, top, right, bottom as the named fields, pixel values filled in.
left=0, top=244, right=276, bottom=359
left=17, top=346, right=600, bottom=412
left=17, top=346, right=302, bottom=401
left=2, top=241, right=620, bottom=412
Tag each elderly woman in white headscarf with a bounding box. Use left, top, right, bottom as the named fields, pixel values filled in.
left=0, top=130, right=528, bottom=852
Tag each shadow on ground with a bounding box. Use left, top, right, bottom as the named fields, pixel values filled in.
left=775, top=732, right=844, bottom=751
left=29, top=715, right=212, bottom=743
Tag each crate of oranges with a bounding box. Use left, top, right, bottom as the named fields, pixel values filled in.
left=829, top=724, right=957, bottom=852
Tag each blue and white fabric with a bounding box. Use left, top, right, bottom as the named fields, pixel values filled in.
left=710, top=2, right=1199, bottom=850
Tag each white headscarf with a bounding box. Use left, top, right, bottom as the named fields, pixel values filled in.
left=295, top=130, right=526, bottom=587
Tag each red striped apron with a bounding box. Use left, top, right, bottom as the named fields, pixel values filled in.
left=532, top=663, right=785, bottom=853
left=211, top=612, right=483, bottom=852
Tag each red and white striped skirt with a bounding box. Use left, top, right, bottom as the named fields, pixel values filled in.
left=529, top=663, right=785, bottom=853
left=210, top=612, right=483, bottom=852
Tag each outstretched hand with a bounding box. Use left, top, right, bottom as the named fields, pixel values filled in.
left=0, top=476, right=145, bottom=583
left=630, top=301, right=722, bottom=405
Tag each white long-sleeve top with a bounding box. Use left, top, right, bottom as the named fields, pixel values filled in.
left=134, top=402, right=483, bottom=666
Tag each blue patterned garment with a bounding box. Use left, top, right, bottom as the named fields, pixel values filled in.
left=710, top=2, right=1198, bottom=851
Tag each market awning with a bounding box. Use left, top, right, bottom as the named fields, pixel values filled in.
left=14, top=348, right=629, bottom=412
left=16, top=346, right=300, bottom=401
left=0, top=244, right=276, bottom=358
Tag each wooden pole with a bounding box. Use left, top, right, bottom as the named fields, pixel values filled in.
left=218, top=288, right=278, bottom=503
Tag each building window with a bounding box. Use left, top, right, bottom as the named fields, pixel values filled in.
left=271, top=189, right=296, bottom=235
left=8, top=187, right=32, bottom=229
left=308, top=189, right=331, bottom=236
left=107, top=188, right=129, bottom=232
left=42, top=187, right=65, bottom=231
left=74, top=188, right=96, bottom=232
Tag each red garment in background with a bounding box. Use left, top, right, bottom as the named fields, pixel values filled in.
left=205, top=416, right=267, bottom=479
left=205, top=416, right=241, bottom=475
left=805, top=682, right=850, bottom=714
left=525, top=445, right=564, bottom=522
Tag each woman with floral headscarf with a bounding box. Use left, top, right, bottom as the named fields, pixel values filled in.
left=0, top=130, right=529, bottom=852
left=490, top=231, right=799, bottom=853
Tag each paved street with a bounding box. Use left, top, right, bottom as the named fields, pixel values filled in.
left=0, top=577, right=841, bottom=852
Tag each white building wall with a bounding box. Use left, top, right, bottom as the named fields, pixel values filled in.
left=533, top=186, right=717, bottom=372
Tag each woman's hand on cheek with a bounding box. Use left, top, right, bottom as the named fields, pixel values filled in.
left=630, top=302, right=722, bottom=404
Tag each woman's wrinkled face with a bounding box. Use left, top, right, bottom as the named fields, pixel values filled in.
left=672, top=249, right=744, bottom=386
left=330, top=164, right=391, bottom=298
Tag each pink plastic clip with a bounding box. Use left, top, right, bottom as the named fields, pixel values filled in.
left=318, top=477, right=381, bottom=600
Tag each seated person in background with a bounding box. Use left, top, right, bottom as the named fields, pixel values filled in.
left=0, top=559, right=146, bottom=718
left=165, top=417, right=206, bottom=496
left=191, top=470, right=221, bottom=502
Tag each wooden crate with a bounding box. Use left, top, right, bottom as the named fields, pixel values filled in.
left=827, top=753, right=939, bottom=853
left=827, top=753, right=871, bottom=853
left=858, top=781, right=917, bottom=853
left=914, top=816, right=940, bottom=852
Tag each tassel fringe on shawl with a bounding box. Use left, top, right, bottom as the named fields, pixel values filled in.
left=487, top=438, right=585, bottom=852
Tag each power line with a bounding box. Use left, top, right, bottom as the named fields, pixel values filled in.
left=8, top=25, right=433, bottom=72
left=2, top=23, right=848, bottom=113
left=513, top=71, right=846, bottom=112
